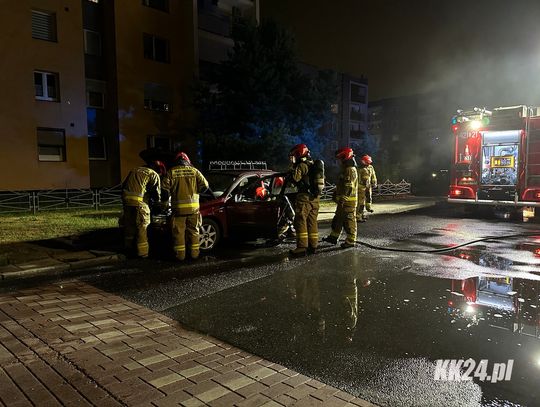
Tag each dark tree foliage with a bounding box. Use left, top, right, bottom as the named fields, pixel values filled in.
left=194, top=19, right=337, bottom=169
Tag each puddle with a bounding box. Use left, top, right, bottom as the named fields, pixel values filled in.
left=166, top=251, right=540, bottom=406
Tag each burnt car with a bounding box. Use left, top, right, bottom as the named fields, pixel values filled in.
left=149, top=168, right=296, bottom=255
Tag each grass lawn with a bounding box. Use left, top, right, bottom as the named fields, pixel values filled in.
left=0, top=208, right=121, bottom=244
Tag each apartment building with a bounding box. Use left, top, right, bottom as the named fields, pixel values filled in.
left=0, top=0, right=259, bottom=190
left=0, top=0, right=88, bottom=190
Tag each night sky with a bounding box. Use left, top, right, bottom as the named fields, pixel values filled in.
left=261, top=0, right=540, bottom=106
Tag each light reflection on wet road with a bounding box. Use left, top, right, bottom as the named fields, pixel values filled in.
left=86, top=206, right=540, bottom=406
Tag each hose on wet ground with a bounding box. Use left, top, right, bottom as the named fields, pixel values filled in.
left=350, top=232, right=540, bottom=254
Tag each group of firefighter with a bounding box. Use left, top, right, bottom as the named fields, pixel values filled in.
left=121, top=151, right=209, bottom=261
left=287, top=143, right=376, bottom=257
left=121, top=144, right=376, bottom=260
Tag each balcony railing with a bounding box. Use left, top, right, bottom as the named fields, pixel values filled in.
left=198, top=11, right=231, bottom=37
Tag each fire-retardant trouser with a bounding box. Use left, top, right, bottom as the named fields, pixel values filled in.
left=123, top=203, right=151, bottom=257
left=294, top=193, right=320, bottom=249
left=356, top=185, right=368, bottom=218
left=330, top=203, right=357, bottom=245
left=171, top=213, right=202, bottom=261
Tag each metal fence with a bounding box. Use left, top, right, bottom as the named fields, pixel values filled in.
left=320, top=179, right=411, bottom=201
left=0, top=179, right=411, bottom=213
left=0, top=185, right=123, bottom=214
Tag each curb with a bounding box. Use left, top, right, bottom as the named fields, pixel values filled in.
left=0, top=254, right=125, bottom=281
left=317, top=200, right=437, bottom=223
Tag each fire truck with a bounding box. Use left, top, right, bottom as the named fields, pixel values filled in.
left=448, top=105, right=540, bottom=219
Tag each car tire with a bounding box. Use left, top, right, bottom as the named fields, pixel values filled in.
left=199, top=218, right=220, bottom=251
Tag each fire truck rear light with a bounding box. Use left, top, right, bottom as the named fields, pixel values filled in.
left=534, top=248, right=540, bottom=257
left=452, top=189, right=462, bottom=196
left=536, top=192, right=540, bottom=199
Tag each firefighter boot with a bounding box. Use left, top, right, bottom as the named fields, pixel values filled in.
left=322, top=235, right=338, bottom=245
left=307, top=246, right=317, bottom=255
left=289, top=247, right=307, bottom=257
left=341, top=241, right=356, bottom=249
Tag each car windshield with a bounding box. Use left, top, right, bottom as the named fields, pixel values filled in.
left=205, top=173, right=238, bottom=197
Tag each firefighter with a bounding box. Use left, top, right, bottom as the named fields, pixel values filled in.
left=357, top=154, right=377, bottom=222
left=288, top=143, right=320, bottom=256
left=162, top=152, right=209, bottom=261
left=121, top=160, right=163, bottom=258
left=323, top=147, right=358, bottom=249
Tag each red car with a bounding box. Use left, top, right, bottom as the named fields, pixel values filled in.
left=150, top=169, right=296, bottom=253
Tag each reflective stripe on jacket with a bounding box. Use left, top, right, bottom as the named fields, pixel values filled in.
left=122, top=166, right=160, bottom=207
left=162, top=165, right=209, bottom=215
left=336, top=165, right=358, bottom=209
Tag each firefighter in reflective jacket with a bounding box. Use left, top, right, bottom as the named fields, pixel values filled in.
left=357, top=154, right=377, bottom=222
left=288, top=144, right=320, bottom=257
left=121, top=160, right=163, bottom=258
left=323, top=148, right=358, bottom=248
left=162, top=152, right=209, bottom=261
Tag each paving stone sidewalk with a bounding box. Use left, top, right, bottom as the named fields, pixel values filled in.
left=0, top=282, right=376, bottom=406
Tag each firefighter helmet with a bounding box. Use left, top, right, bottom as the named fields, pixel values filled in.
left=255, top=182, right=268, bottom=200
left=335, top=147, right=354, bottom=161
left=175, top=151, right=191, bottom=166
left=360, top=154, right=372, bottom=165
left=289, top=144, right=310, bottom=159
left=273, top=176, right=285, bottom=188
left=155, top=160, right=166, bottom=177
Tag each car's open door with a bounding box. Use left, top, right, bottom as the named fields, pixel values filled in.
left=225, top=174, right=285, bottom=239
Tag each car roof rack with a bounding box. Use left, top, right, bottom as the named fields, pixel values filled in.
left=209, top=161, right=268, bottom=170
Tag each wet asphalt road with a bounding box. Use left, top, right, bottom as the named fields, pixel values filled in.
left=13, top=204, right=540, bottom=406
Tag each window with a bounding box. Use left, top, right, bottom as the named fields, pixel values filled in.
left=144, top=83, right=173, bottom=112
left=143, top=34, right=170, bottom=63
left=34, top=71, right=59, bottom=101
left=31, top=10, right=57, bottom=42
left=86, top=79, right=106, bottom=108
left=350, top=122, right=365, bottom=139
left=350, top=104, right=365, bottom=122
left=350, top=82, right=366, bottom=104
left=147, top=135, right=172, bottom=151
left=84, top=29, right=101, bottom=56
left=87, top=91, right=104, bottom=108
left=37, top=128, right=65, bottom=161
left=142, top=0, right=169, bottom=12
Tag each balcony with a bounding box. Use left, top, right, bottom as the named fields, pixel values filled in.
left=198, top=11, right=232, bottom=37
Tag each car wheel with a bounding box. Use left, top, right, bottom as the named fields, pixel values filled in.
left=200, top=218, right=220, bottom=251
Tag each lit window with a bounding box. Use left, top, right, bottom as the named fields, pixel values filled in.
left=84, top=29, right=102, bottom=56
left=34, top=71, right=59, bottom=101
left=143, top=34, right=170, bottom=63
left=37, top=128, right=65, bottom=161
left=31, top=10, right=57, bottom=42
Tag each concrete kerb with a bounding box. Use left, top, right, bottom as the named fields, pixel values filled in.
left=0, top=253, right=125, bottom=281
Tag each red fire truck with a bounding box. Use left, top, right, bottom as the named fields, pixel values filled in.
left=448, top=105, right=540, bottom=218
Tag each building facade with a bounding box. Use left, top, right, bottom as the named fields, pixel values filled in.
left=0, top=0, right=259, bottom=191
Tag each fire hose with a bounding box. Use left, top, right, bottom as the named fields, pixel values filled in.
left=349, top=232, right=540, bottom=254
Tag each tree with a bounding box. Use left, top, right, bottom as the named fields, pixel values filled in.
left=194, top=19, right=336, bottom=169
